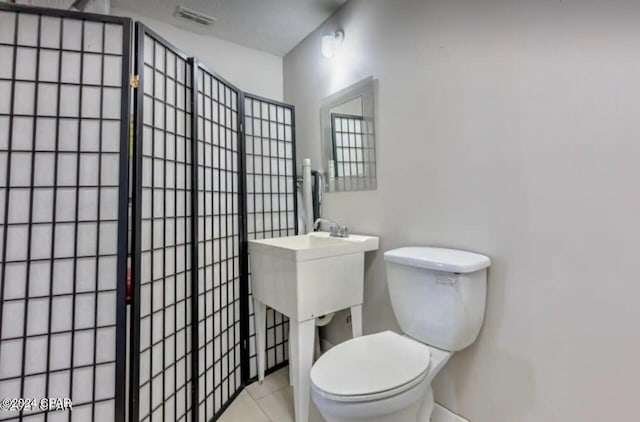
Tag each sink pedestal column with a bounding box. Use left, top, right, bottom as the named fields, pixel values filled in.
left=350, top=305, right=362, bottom=337
left=254, top=300, right=267, bottom=383
left=289, top=318, right=315, bottom=422
left=254, top=299, right=364, bottom=422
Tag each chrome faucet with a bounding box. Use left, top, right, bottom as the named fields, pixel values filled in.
left=313, top=218, right=349, bottom=238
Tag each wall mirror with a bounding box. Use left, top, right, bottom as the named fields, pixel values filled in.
left=320, top=77, right=377, bottom=192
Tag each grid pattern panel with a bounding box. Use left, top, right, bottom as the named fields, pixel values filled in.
left=0, top=8, right=128, bottom=422
left=331, top=113, right=375, bottom=179
left=135, top=30, right=193, bottom=422
left=196, top=66, right=242, bottom=420
left=244, top=96, right=297, bottom=378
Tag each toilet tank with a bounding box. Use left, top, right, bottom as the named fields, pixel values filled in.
left=384, top=247, right=490, bottom=352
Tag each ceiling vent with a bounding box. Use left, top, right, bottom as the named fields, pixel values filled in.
left=175, top=5, right=216, bottom=26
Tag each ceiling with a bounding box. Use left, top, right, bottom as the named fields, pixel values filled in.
left=112, top=0, right=348, bottom=56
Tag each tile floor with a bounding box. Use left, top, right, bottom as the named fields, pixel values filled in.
left=218, top=366, right=325, bottom=422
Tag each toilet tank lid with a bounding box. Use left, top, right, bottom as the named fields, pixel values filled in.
left=384, top=247, right=490, bottom=273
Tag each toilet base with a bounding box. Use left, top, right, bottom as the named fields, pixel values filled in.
left=312, top=379, right=436, bottom=422
left=417, top=387, right=435, bottom=421
left=312, top=342, right=452, bottom=422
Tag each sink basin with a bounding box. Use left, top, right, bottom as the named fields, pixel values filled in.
left=249, top=231, right=379, bottom=261
left=249, top=232, right=379, bottom=321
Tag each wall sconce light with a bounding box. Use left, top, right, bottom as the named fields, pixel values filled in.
left=322, top=30, right=344, bottom=59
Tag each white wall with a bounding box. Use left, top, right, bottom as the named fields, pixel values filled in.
left=284, top=1, right=640, bottom=421
left=112, top=7, right=283, bottom=100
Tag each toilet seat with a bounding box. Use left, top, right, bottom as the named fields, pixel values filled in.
left=310, top=331, right=431, bottom=403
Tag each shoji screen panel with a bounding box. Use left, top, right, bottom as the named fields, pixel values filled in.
left=0, top=4, right=130, bottom=422
left=331, top=114, right=373, bottom=178
left=243, top=95, right=297, bottom=378
left=195, top=64, right=242, bottom=420
left=330, top=113, right=376, bottom=190
left=131, top=25, right=194, bottom=422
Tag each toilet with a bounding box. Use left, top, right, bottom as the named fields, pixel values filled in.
left=310, top=247, right=490, bottom=422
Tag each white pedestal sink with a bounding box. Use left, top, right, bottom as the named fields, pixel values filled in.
left=249, top=231, right=379, bottom=422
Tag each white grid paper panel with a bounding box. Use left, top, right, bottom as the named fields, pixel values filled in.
left=195, top=66, right=242, bottom=420
left=137, top=33, right=193, bottom=422
left=0, top=9, right=125, bottom=422
left=332, top=114, right=375, bottom=178
left=244, top=97, right=296, bottom=379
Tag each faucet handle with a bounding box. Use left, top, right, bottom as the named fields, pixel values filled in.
left=340, top=225, right=349, bottom=238
left=329, top=224, right=339, bottom=237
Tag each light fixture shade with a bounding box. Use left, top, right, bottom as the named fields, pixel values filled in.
left=322, top=34, right=336, bottom=58
left=322, top=31, right=344, bottom=58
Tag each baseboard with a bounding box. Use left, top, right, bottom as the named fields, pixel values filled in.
left=432, top=403, right=470, bottom=422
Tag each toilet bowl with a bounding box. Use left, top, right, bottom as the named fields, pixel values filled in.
left=310, top=331, right=452, bottom=422
left=310, top=247, right=490, bottom=422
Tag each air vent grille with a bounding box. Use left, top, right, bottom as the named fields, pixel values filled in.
left=175, top=5, right=216, bottom=26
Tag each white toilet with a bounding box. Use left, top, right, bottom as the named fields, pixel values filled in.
left=310, top=247, right=490, bottom=422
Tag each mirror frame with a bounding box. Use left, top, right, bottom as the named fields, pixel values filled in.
left=320, top=76, right=377, bottom=192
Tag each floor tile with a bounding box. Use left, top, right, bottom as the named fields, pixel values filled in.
left=246, top=366, right=290, bottom=400
left=217, top=390, right=270, bottom=422
left=257, top=387, right=295, bottom=422
left=256, top=386, right=325, bottom=422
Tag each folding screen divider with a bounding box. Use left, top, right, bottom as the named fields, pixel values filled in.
left=243, top=94, right=298, bottom=381
left=0, top=3, right=131, bottom=421
left=194, top=62, right=243, bottom=421
left=130, top=24, right=195, bottom=422
left=0, top=7, right=297, bottom=420
left=130, top=23, right=298, bottom=422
